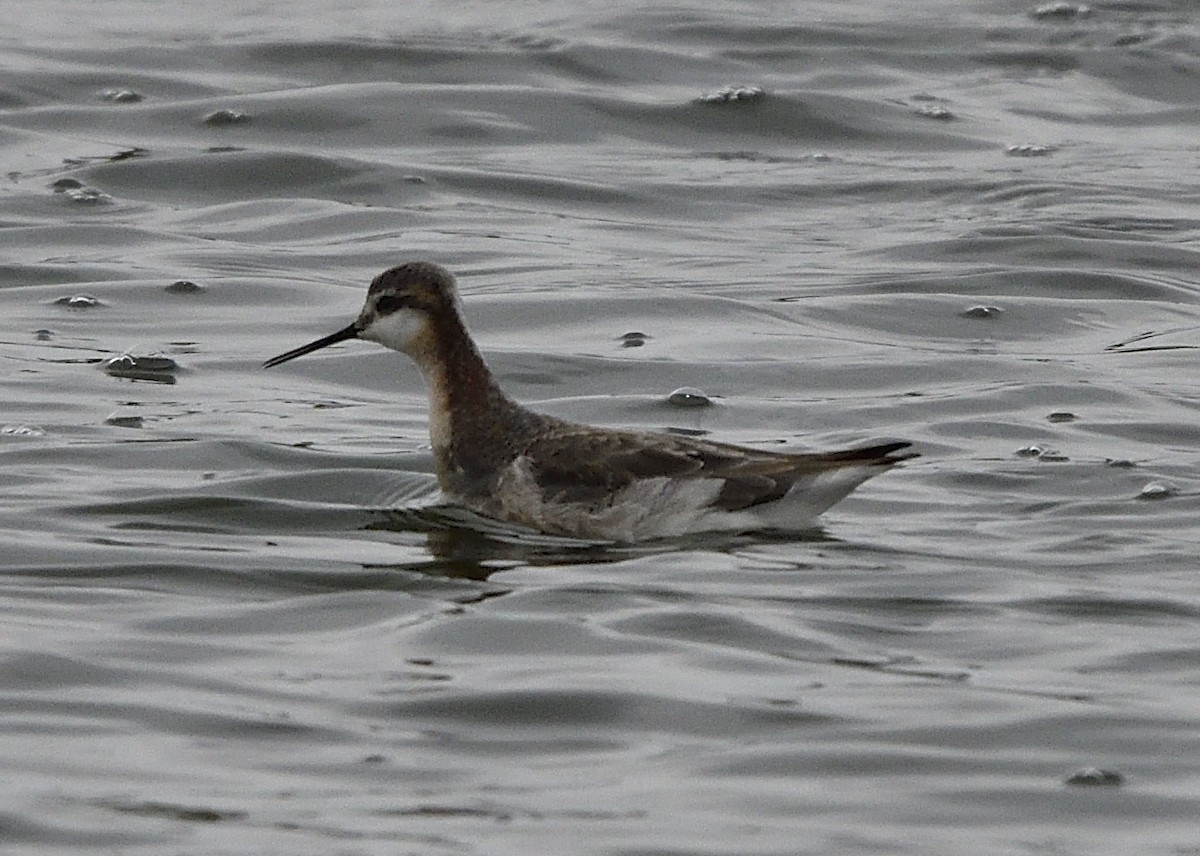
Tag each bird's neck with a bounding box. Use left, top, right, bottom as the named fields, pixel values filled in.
left=410, top=313, right=541, bottom=497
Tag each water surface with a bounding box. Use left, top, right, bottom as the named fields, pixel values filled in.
left=3, top=2, right=1200, bottom=853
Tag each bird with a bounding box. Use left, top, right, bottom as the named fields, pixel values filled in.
left=264, top=261, right=916, bottom=542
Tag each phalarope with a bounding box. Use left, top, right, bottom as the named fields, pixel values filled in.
left=264, top=261, right=916, bottom=541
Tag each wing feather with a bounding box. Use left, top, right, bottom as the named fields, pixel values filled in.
left=518, top=428, right=913, bottom=512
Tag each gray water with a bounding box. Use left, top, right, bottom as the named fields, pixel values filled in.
left=3, top=1, right=1200, bottom=853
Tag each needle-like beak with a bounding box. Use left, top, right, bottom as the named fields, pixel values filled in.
left=263, top=323, right=360, bottom=368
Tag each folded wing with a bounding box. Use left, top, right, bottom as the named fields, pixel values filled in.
left=519, top=428, right=914, bottom=512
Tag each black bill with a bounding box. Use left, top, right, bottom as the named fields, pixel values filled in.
left=263, top=323, right=359, bottom=368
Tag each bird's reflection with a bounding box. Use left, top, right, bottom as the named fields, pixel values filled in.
left=363, top=503, right=838, bottom=581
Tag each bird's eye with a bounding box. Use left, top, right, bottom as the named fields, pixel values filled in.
left=374, top=294, right=412, bottom=315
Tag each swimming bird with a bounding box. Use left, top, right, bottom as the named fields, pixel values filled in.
left=264, top=262, right=916, bottom=541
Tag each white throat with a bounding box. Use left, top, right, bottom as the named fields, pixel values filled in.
left=360, top=307, right=455, bottom=453
left=358, top=306, right=428, bottom=356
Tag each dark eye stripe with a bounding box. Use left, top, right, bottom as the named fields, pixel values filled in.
left=375, top=294, right=412, bottom=315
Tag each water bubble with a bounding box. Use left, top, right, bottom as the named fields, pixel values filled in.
left=1047, top=411, right=1077, bottom=423
left=100, top=88, right=143, bottom=103
left=698, top=85, right=765, bottom=104
left=667, top=387, right=712, bottom=408
left=54, top=294, right=103, bottom=309
left=1064, top=767, right=1121, bottom=787
left=1031, top=2, right=1092, bottom=20
left=1138, top=481, right=1177, bottom=500
left=1, top=424, right=46, bottom=437
left=915, top=104, right=955, bottom=120
left=64, top=187, right=111, bottom=204
left=165, top=280, right=205, bottom=294
left=1037, top=450, right=1070, bottom=462
left=961, top=305, right=1002, bottom=319
left=204, top=108, right=249, bottom=126
left=105, top=354, right=178, bottom=374
left=1015, top=444, right=1069, bottom=461
left=104, top=412, right=144, bottom=429
left=104, top=353, right=179, bottom=383
left=1006, top=144, right=1057, bottom=157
